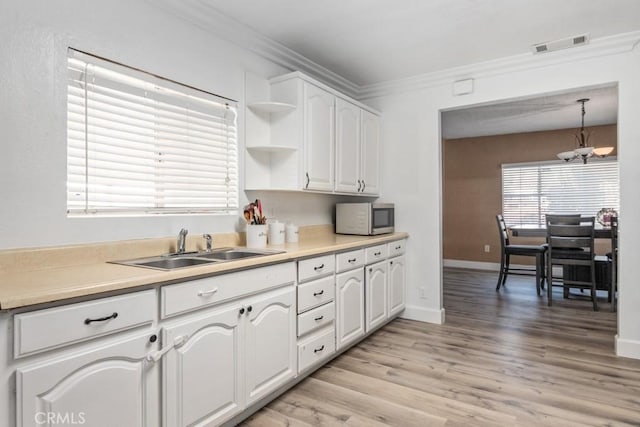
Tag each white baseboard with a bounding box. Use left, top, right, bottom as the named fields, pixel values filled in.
left=399, top=305, right=445, bottom=324
left=443, top=259, right=501, bottom=271
left=616, top=335, right=640, bottom=360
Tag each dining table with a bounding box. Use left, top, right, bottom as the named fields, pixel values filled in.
left=510, top=225, right=613, bottom=239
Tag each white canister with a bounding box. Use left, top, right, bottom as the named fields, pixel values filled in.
left=285, top=223, right=299, bottom=243
left=268, top=221, right=285, bottom=245
left=246, top=224, right=267, bottom=248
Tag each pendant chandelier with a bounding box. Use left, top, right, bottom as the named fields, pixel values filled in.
left=557, top=98, right=614, bottom=164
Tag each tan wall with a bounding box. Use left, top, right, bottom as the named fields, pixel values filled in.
left=443, top=125, right=617, bottom=264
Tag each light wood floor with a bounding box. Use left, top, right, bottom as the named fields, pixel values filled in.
left=241, top=268, right=640, bottom=426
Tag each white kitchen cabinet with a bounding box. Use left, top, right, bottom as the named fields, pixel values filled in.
left=162, top=304, right=243, bottom=427
left=365, top=260, right=388, bottom=332
left=336, top=268, right=365, bottom=349
left=244, top=286, right=297, bottom=406
left=16, top=331, right=159, bottom=427
left=335, top=99, right=380, bottom=195
left=387, top=255, right=406, bottom=318
left=162, top=285, right=296, bottom=426
left=303, top=82, right=335, bottom=191
left=246, top=72, right=380, bottom=194
left=335, top=98, right=361, bottom=193
left=360, top=110, right=380, bottom=195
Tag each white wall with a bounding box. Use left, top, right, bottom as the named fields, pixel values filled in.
left=370, top=43, right=640, bottom=358
left=0, top=0, right=344, bottom=250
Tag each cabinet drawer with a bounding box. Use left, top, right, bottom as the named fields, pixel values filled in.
left=298, top=254, right=335, bottom=283
left=161, top=262, right=295, bottom=318
left=14, top=290, right=155, bottom=358
left=365, top=244, right=388, bottom=264
left=388, top=239, right=406, bottom=258
left=336, top=249, right=365, bottom=273
left=297, top=302, right=335, bottom=337
left=298, top=326, right=336, bottom=373
left=297, top=276, right=335, bottom=313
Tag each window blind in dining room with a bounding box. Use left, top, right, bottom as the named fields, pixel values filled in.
left=502, top=159, right=619, bottom=227
left=67, top=48, right=238, bottom=216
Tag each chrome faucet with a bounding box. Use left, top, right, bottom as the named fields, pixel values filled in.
left=203, top=234, right=213, bottom=253
left=177, top=228, right=188, bottom=254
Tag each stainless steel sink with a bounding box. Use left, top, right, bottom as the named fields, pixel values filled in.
left=196, top=248, right=282, bottom=261
left=111, top=247, right=285, bottom=271
left=112, top=256, right=220, bottom=270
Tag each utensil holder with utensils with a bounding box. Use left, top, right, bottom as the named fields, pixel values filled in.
left=246, top=224, right=267, bottom=248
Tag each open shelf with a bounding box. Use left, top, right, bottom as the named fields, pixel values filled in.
left=247, top=102, right=296, bottom=114
left=246, top=145, right=297, bottom=153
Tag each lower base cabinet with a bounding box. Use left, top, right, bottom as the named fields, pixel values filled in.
left=162, top=285, right=296, bottom=426
left=297, top=325, right=336, bottom=372
left=9, top=242, right=407, bottom=427
left=162, top=304, right=243, bottom=427
left=336, top=268, right=365, bottom=349
left=388, top=255, right=406, bottom=317
left=365, top=261, right=388, bottom=332
left=16, top=331, right=159, bottom=427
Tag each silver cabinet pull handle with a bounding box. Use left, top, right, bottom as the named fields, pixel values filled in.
left=362, top=180, right=366, bottom=192
left=357, top=180, right=361, bottom=192
left=313, top=290, right=324, bottom=297
left=348, top=258, right=356, bottom=263
left=198, top=288, right=218, bottom=297
left=374, top=251, right=381, bottom=256
left=305, top=172, right=310, bottom=189
left=314, top=315, right=324, bottom=321
left=314, top=345, right=325, bottom=353
left=314, top=264, right=325, bottom=271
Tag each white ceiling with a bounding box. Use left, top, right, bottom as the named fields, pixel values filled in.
left=441, top=85, right=618, bottom=139
left=159, top=0, right=636, bottom=137
left=206, top=0, right=640, bottom=87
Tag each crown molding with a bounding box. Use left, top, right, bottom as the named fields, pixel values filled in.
left=357, top=30, right=640, bottom=100
left=148, top=0, right=360, bottom=97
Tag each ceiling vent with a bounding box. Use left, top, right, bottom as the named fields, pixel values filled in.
left=531, top=33, right=590, bottom=54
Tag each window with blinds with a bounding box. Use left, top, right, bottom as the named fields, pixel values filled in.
left=67, top=49, right=238, bottom=216
left=502, top=159, right=619, bottom=226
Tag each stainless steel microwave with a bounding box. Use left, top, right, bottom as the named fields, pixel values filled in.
left=335, top=203, right=395, bottom=235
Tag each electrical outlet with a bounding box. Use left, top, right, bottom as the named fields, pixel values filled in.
left=484, top=244, right=490, bottom=253
left=419, top=287, right=427, bottom=299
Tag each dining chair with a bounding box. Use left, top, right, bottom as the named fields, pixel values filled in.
left=546, top=215, right=598, bottom=310
left=496, top=215, right=547, bottom=295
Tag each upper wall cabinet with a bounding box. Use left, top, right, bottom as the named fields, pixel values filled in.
left=303, top=82, right=335, bottom=191
left=244, top=72, right=380, bottom=196
left=360, top=110, right=380, bottom=195
left=335, top=99, right=380, bottom=195
left=335, top=98, right=361, bottom=193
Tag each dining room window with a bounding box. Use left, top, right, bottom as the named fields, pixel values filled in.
left=502, top=159, right=619, bottom=226
left=67, top=48, right=238, bottom=216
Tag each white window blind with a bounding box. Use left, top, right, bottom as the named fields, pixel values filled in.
left=67, top=49, right=238, bottom=216
left=502, top=159, right=619, bottom=226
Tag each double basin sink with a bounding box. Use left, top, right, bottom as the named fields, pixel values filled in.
left=112, top=247, right=285, bottom=271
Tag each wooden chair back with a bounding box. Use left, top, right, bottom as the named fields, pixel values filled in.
left=545, top=214, right=582, bottom=225
left=496, top=215, right=510, bottom=248
left=546, top=216, right=595, bottom=263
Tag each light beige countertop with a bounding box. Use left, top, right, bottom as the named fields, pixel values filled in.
left=0, top=226, right=408, bottom=310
